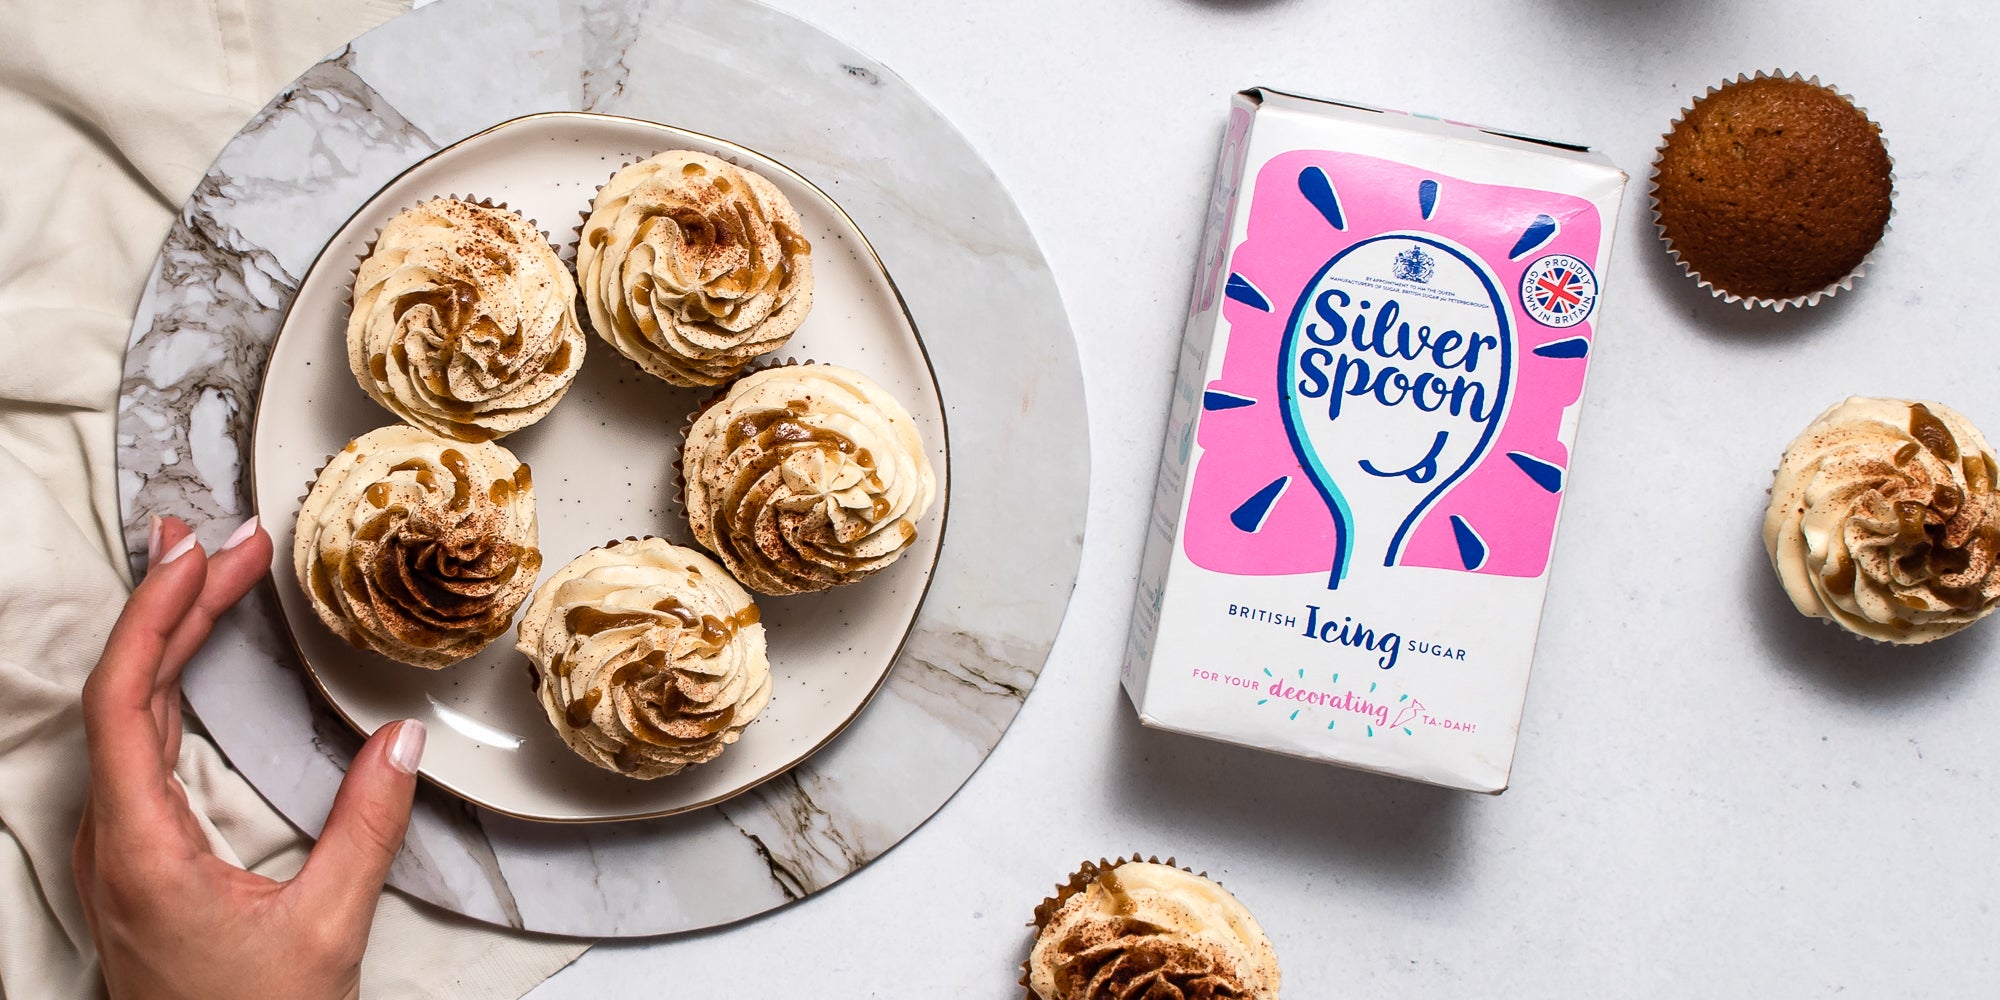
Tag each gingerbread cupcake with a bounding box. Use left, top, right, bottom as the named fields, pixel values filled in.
left=294, top=424, right=540, bottom=668
left=1025, top=857, right=1280, bottom=1000
left=1652, top=72, right=1892, bottom=309
left=348, top=197, right=586, bottom=440
left=681, top=363, right=936, bottom=596
left=1764, top=397, right=2000, bottom=643
left=516, top=537, right=770, bottom=778
left=577, top=151, right=814, bottom=387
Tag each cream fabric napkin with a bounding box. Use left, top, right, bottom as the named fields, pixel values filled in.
left=0, top=0, right=592, bottom=995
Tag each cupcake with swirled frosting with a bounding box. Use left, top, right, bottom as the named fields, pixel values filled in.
left=348, top=197, right=586, bottom=441
left=1764, top=397, right=2000, bottom=643
left=516, top=537, right=770, bottom=778
left=682, top=363, right=936, bottom=595
left=1025, top=858, right=1281, bottom=1000
left=577, top=151, right=813, bottom=387
left=294, top=425, right=540, bottom=668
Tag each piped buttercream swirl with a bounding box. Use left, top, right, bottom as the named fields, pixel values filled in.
left=294, top=425, right=540, bottom=669
left=682, top=364, right=936, bottom=595
left=578, top=151, right=813, bottom=387
left=347, top=197, right=585, bottom=441
left=1028, top=861, right=1280, bottom=1000
left=516, top=538, right=770, bottom=778
left=1764, top=396, right=2000, bottom=643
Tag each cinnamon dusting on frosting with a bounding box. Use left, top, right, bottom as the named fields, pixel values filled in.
left=682, top=364, right=935, bottom=595
left=1764, top=396, right=2000, bottom=643
left=347, top=197, right=586, bottom=440
left=516, top=537, right=770, bottom=777
left=293, top=425, right=540, bottom=668
left=1026, top=860, right=1279, bottom=1000
left=578, top=151, right=813, bottom=387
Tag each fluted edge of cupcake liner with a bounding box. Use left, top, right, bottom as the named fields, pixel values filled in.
left=1648, top=69, right=1896, bottom=313
left=1019, top=855, right=1207, bottom=1000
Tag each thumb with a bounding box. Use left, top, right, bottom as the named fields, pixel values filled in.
left=293, top=719, right=424, bottom=922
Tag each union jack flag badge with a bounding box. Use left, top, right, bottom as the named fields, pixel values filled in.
left=1520, top=253, right=1598, bottom=329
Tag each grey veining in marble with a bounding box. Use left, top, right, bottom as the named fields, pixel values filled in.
left=119, top=48, right=437, bottom=573
left=115, top=0, right=1086, bottom=937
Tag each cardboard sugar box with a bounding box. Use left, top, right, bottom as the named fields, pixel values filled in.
left=1123, top=88, right=1627, bottom=793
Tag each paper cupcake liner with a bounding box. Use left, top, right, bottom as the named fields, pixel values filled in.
left=572, top=161, right=634, bottom=262
left=299, top=447, right=339, bottom=508
left=1019, top=856, right=1200, bottom=1000
left=1649, top=70, right=1896, bottom=312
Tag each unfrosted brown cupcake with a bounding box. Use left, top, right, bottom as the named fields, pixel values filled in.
left=1023, top=857, right=1280, bottom=1000
left=1652, top=72, right=1892, bottom=309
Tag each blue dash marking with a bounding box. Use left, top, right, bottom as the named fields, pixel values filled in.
left=1451, top=515, right=1489, bottom=570
left=1299, top=166, right=1347, bottom=230
left=1506, top=452, right=1566, bottom=493
left=1533, top=336, right=1589, bottom=359
left=1509, top=213, right=1559, bottom=260
left=1229, top=477, right=1290, bottom=533
left=1203, top=389, right=1257, bottom=411
left=1224, top=273, right=1272, bottom=311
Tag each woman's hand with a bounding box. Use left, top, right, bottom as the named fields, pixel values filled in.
left=72, top=515, right=426, bottom=1000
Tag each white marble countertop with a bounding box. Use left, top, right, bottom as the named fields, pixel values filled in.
left=531, top=0, right=2000, bottom=994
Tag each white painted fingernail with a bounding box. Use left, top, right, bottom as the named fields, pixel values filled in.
left=220, top=515, right=261, bottom=552
left=388, top=720, right=427, bottom=775
left=158, top=534, right=201, bottom=566
left=147, top=515, right=163, bottom=565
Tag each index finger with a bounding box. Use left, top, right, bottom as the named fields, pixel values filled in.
left=155, top=517, right=274, bottom=765
left=82, top=529, right=210, bottom=837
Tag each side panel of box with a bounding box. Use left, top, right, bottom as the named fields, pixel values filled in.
left=1122, top=96, right=1261, bottom=710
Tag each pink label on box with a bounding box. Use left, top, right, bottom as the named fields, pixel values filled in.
left=1186, top=150, right=1602, bottom=585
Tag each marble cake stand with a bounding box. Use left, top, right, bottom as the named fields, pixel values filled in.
left=114, top=0, right=1087, bottom=936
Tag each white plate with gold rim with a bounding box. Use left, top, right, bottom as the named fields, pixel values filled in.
left=252, top=112, right=948, bottom=823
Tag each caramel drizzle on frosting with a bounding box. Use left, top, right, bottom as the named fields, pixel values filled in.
left=518, top=538, right=770, bottom=778
left=1033, top=864, right=1274, bottom=1000
left=349, top=198, right=585, bottom=440
left=1766, top=397, right=2000, bottom=641
left=297, top=426, right=538, bottom=668
left=577, top=151, right=814, bottom=387
left=718, top=409, right=905, bottom=578
left=1813, top=404, right=2000, bottom=607
left=684, top=366, right=935, bottom=597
